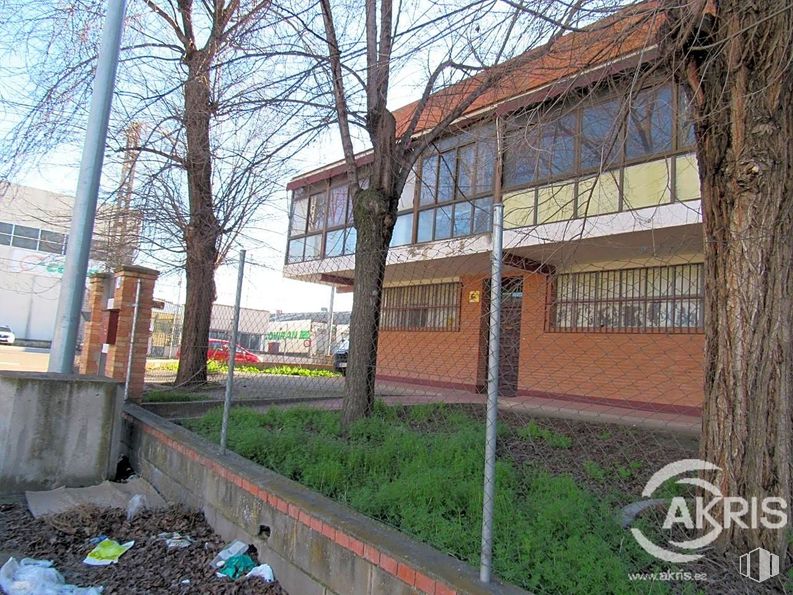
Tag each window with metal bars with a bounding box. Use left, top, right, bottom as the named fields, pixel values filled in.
left=381, top=282, right=461, bottom=331
left=547, top=264, right=704, bottom=333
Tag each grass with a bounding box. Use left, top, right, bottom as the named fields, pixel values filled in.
left=143, top=390, right=206, bottom=403
left=516, top=419, right=573, bottom=449
left=186, top=403, right=670, bottom=593
left=146, top=360, right=340, bottom=377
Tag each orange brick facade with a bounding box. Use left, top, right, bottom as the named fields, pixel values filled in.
left=377, top=273, right=704, bottom=413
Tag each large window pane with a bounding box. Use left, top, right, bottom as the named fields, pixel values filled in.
left=343, top=226, right=357, bottom=254
left=476, top=137, right=496, bottom=194
left=304, top=234, right=322, bottom=260
left=538, top=112, right=577, bottom=179
left=327, top=186, right=347, bottom=227
left=580, top=98, right=622, bottom=170
left=504, top=121, right=540, bottom=188
left=417, top=210, right=433, bottom=242
left=678, top=86, right=695, bottom=148
left=453, top=201, right=473, bottom=237
left=472, top=197, right=492, bottom=234
left=325, top=229, right=345, bottom=257
left=307, top=193, right=326, bottom=232
left=434, top=205, right=452, bottom=240
left=456, top=144, right=475, bottom=199
left=626, top=86, right=673, bottom=160
left=290, top=197, right=308, bottom=237
left=287, top=238, right=305, bottom=263
left=11, top=225, right=37, bottom=250
left=437, top=150, right=455, bottom=203
left=0, top=222, right=12, bottom=234
left=419, top=155, right=438, bottom=205
left=39, top=230, right=65, bottom=254
left=399, top=169, right=416, bottom=211
left=390, top=213, right=413, bottom=247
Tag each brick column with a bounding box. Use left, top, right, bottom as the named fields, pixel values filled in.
left=105, top=266, right=159, bottom=402
left=79, top=273, right=113, bottom=375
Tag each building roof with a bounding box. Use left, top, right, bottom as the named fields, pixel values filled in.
left=288, top=4, right=660, bottom=190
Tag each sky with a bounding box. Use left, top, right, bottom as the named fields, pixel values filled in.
left=1, top=0, right=505, bottom=315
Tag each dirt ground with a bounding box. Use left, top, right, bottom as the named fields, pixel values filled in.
left=0, top=502, right=286, bottom=594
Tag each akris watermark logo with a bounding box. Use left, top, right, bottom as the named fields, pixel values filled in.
left=631, top=459, right=788, bottom=563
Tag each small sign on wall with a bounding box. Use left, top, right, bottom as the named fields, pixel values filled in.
left=468, top=290, right=481, bottom=303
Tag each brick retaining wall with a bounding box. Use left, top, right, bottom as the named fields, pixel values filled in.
left=122, top=404, right=526, bottom=595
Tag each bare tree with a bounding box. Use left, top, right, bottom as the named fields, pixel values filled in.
left=664, top=0, right=793, bottom=557
left=0, top=0, right=323, bottom=384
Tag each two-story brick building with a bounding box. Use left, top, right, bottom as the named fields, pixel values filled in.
left=282, top=12, right=704, bottom=415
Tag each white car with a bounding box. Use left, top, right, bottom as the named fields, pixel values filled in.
left=0, top=325, right=16, bottom=345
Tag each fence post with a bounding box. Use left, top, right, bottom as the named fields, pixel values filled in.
left=220, top=249, right=246, bottom=454
left=123, top=279, right=142, bottom=402
left=480, top=202, right=504, bottom=583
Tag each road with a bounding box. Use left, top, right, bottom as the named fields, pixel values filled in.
left=0, top=346, right=50, bottom=372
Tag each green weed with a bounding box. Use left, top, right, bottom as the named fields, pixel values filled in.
left=516, top=420, right=573, bottom=449
left=186, top=404, right=668, bottom=593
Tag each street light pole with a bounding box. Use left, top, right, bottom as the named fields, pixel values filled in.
left=49, top=0, right=128, bottom=373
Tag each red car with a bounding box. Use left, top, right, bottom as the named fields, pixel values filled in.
left=177, top=339, right=260, bottom=364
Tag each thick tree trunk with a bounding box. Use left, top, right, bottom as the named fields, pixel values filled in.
left=175, top=49, right=221, bottom=386
left=342, top=187, right=396, bottom=427
left=673, top=1, right=793, bottom=557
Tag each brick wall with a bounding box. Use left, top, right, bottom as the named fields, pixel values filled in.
left=375, top=272, right=704, bottom=411
left=377, top=276, right=485, bottom=390
left=517, top=273, right=704, bottom=410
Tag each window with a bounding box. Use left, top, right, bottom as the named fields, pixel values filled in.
left=381, top=282, right=461, bottom=331
left=307, top=192, right=326, bottom=232
left=11, top=225, right=39, bottom=250
left=580, top=98, right=622, bottom=170
left=415, top=125, right=495, bottom=243
left=626, top=86, right=673, bottom=160
left=0, top=222, right=67, bottom=254
left=390, top=213, right=413, bottom=247
left=548, top=264, right=704, bottom=332
left=327, top=186, right=347, bottom=227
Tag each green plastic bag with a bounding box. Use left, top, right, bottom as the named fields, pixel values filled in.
left=217, top=554, right=255, bottom=579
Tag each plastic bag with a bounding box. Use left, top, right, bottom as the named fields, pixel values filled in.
left=125, top=494, right=147, bottom=521
left=210, top=540, right=248, bottom=569
left=216, top=554, right=255, bottom=579
left=245, top=564, right=275, bottom=583
left=0, top=557, right=103, bottom=594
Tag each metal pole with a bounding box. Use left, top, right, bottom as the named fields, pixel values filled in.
left=326, top=286, right=335, bottom=356
left=123, top=279, right=142, bottom=402
left=220, top=250, right=246, bottom=453
left=480, top=202, right=504, bottom=583
left=49, top=0, right=128, bottom=373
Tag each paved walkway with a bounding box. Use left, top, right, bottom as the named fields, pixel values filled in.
left=292, top=379, right=701, bottom=437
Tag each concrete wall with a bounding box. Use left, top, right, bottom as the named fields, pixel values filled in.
left=0, top=372, right=122, bottom=493
left=123, top=405, right=525, bottom=595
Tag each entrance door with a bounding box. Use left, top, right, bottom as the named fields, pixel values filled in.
left=480, top=277, right=523, bottom=397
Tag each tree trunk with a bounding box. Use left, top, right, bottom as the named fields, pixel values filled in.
left=675, top=1, right=793, bottom=557
left=342, top=187, right=396, bottom=427
left=175, top=49, right=221, bottom=386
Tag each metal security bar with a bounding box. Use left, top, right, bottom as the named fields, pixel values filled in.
left=547, top=263, right=704, bottom=333
left=380, top=282, right=462, bottom=331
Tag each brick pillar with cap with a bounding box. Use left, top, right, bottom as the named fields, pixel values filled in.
left=79, top=272, right=113, bottom=375
left=104, top=265, right=159, bottom=402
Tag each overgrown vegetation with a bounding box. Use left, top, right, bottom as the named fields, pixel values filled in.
left=186, top=403, right=668, bottom=593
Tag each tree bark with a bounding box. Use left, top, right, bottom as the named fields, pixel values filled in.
left=175, top=48, right=221, bottom=386
left=342, top=186, right=396, bottom=426
left=669, top=0, right=793, bottom=557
